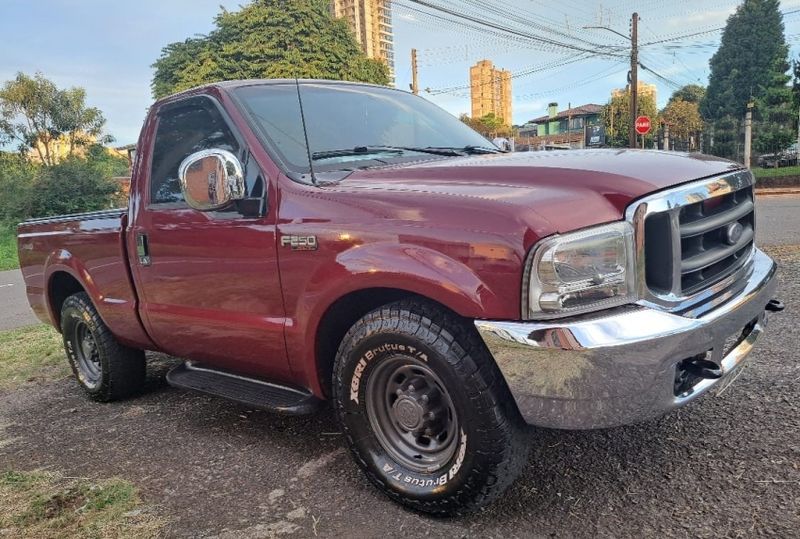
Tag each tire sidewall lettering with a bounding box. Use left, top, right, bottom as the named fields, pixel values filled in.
left=340, top=336, right=473, bottom=496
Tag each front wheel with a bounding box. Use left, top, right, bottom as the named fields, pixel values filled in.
left=333, top=300, right=530, bottom=515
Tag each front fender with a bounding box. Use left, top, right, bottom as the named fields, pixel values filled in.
left=287, top=241, right=519, bottom=397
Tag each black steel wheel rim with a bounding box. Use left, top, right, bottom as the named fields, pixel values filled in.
left=365, top=355, right=459, bottom=473
left=73, top=321, right=101, bottom=388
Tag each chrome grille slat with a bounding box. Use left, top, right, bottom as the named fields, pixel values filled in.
left=681, top=225, right=754, bottom=273
left=625, top=170, right=757, bottom=316
left=679, top=199, right=754, bottom=238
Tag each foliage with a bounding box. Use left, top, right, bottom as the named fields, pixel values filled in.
left=25, top=152, right=128, bottom=219
left=0, top=152, right=37, bottom=224
left=601, top=90, right=658, bottom=147
left=668, top=84, right=706, bottom=105
left=151, top=0, right=390, bottom=99
left=459, top=113, right=513, bottom=138
left=0, top=469, right=164, bottom=537
left=0, top=73, right=107, bottom=166
left=0, top=146, right=127, bottom=227
left=702, top=0, right=792, bottom=159
left=660, top=98, right=703, bottom=150
left=0, top=226, right=18, bottom=271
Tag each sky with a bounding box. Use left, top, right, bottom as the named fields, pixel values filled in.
left=2, top=0, right=800, bottom=145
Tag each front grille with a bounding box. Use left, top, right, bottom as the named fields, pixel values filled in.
left=643, top=181, right=755, bottom=297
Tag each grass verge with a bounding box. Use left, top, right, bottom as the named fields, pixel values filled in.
left=0, top=470, right=164, bottom=538
left=752, top=165, right=800, bottom=179
left=0, top=226, right=18, bottom=271
left=0, top=325, right=69, bottom=391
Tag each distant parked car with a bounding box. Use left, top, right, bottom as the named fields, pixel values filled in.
left=758, top=142, right=798, bottom=168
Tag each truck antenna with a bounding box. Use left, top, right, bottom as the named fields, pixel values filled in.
left=295, top=78, right=318, bottom=186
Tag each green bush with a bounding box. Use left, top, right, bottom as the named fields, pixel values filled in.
left=0, top=145, right=128, bottom=224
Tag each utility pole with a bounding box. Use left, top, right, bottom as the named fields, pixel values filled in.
left=663, top=122, right=670, bottom=151
left=629, top=12, right=639, bottom=149
left=744, top=100, right=754, bottom=169
left=411, top=48, right=419, bottom=95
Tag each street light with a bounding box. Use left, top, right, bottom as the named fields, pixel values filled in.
left=582, top=25, right=629, bottom=40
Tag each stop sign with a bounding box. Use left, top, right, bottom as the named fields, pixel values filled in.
left=635, top=116, right=651, bottom=135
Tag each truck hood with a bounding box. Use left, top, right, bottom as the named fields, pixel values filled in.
left=334, top=149, right=743, bottom=235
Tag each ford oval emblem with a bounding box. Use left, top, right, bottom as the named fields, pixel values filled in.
left=725, top=222, right=744, bottom=245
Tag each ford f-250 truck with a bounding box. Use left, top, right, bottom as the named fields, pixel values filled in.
left=18, top=80, right=783, bottom=515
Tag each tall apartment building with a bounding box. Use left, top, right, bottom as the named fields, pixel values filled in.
left=331, top=0, right=395, bottom=80
left=612, top=81, right=657, bottom=103
left=470, top=60, right=512, bottom=126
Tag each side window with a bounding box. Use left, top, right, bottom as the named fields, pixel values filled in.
left=149, top=98, right=239, bottom=205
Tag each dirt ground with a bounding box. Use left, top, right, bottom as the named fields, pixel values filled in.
left=1, top=246, right=798, bottom=538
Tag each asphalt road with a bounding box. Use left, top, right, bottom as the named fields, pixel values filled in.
left=0, top=267, right=37, bottom=330
left=755, top=193, right=800, bottom=245
left=0, top=194, right=798, bottom=538
left=1, top=194, right=798, bottom=332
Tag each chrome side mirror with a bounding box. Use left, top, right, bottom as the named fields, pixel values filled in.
left=178, top=149, right=245, bottom=211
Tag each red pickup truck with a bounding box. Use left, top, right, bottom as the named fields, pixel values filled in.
left=18, top=80, right=782, bottom=515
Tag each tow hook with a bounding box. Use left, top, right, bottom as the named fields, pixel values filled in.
left=766, top=299, right=785, bottom=313
left=682, top=357, right=723, bottom=380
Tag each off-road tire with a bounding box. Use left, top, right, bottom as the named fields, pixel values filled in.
left=333, top=299, right=530, bottom=515
left=60, top=292, right=146, bottom=401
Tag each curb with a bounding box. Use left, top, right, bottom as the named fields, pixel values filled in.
left=755, top=188, right=800, bottom=196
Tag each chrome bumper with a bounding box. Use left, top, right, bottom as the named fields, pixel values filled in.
left=475, top=248, right=778, bottom=430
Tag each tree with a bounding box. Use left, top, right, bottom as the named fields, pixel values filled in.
left=660, top=99, right=703, bottom=150
left=668, top=84, right=705, bottom=105
left=702, top=0, right=791, bottom=159
left=0, top=72, right=107, bottom=166
left=459, top=113, right=513, bottom=138
left=601, top=90, right=657, bottom=147
left=151, top=0, right=390, bottom=99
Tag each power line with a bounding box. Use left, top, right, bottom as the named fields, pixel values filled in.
left=398, top=0, right=627, bottom=58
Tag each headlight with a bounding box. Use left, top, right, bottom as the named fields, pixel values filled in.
left=525, top=222, right=637, bottom=319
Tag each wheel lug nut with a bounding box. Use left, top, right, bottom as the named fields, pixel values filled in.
left=408, top=385, right=415, bottom=392
left=426, top=411, right=435, bottom=420
left=424, top=428, right=433, bottom=436
left=420, top=395, right=429, bottom=404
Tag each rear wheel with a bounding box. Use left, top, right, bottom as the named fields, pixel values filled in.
left=60, top=292, right=146, bottom=401
left=333, top=299, right=530, bottom=515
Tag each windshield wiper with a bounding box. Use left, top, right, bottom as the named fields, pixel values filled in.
left=310, top=144, right=501, bottom=162
left=425, top=145, right=504, bottom=154
left=311, top=146, right=405, bottom=161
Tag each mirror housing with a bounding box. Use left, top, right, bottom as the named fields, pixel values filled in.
left=178, top=149, right=245, bottom=211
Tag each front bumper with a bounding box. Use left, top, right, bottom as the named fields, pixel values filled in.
left=475, top=248, right=778, bottom=429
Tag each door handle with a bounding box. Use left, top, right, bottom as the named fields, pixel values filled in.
left=136, top=233, right=151, bottom=266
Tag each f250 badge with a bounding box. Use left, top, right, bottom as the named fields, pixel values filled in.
left=281, top=235, right=318, bottom=251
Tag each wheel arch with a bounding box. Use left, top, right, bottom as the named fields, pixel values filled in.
left=313, top=287, right=471, bottom=398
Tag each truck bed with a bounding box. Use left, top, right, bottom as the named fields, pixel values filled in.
left=17, top=208, right=150, bottom=347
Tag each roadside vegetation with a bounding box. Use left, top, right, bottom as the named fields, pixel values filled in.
left=0, top=73, right=130, bottom=272
left=0, top=226, right=17, bottom=271
left=0, top=470, right=163, bottom=538
left=0, top=325, right=68, bottom=390
left=752, top=165, right=800, bottom=178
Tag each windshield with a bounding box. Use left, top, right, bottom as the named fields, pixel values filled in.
left=233, top=82, right=495, bottom=175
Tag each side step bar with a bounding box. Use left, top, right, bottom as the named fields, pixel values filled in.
left=166, top=362, right=322, bottom=415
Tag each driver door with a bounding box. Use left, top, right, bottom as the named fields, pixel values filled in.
left=129, top=95, right=290, bottom=381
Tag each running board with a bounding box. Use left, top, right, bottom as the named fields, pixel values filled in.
left=166, top=362, right=321, bottom=415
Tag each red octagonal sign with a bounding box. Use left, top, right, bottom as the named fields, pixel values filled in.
left=635, top=115, right=651, bottom=135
